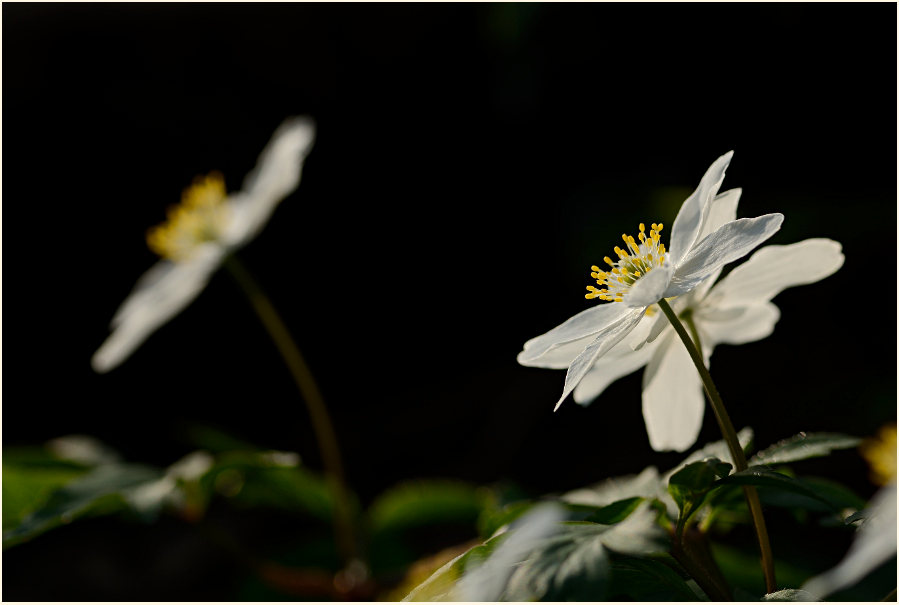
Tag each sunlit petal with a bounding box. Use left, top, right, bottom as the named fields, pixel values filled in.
left=667, top=151, right=733, bottom=266
left=698, top=302, right=780, bottom=347
left=666, top=213, right=784, bottom=297
left=572, top=340, right=658, bottom=405
left=642, top=333, right=705, bottom=452
left=555, top=309, right=645, bottom=411
left=92, top=246, right=224, bottom=372
left=519, top=302, right=634, bottom=363
left=705, top=238, right=844, bottom=308
left=224, top=117, right=317, bottom=247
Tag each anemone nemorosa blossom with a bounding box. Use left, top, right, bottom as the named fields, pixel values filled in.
left=91, top=117, right=316, bottom=373
left=518, top=152, right=787, bottom=448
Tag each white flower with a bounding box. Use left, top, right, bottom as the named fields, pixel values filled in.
left=91, top=117, right=316, bottom=373
left=518, top=152, right=786, bottom=442
left=570, top=231, right=843, bottom=452
left=802, top=426, right=897, bottom=599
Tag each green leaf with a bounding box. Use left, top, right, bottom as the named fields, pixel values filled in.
left=755, top=476, right=865, bottom=515
left=714, top=468, right=839, bottom=511
left=608, top=553, right=703, bottom=601
left=762, top=588, right=818, bottom=601
left=668, top=458, right=732, bottom=524
left=367, top=480, right=486, bottom=536
left=749, top=433, right=861, bottom=466
left=478, top=500, right=533, bottom=539
left=204, top=451, right=337, bottom=521
left=3, top=463, right=163, bottom=548
left=579, top=497, right=645, bottom=525
left=401, top=536, right=503, bottom=601
left=504, top=524, right=611, bottom=601
left=2, top=462, right=88, bottom=530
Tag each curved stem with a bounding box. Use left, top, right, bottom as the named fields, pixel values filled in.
left=224, top=255, right=357, bottom=566
left=657, top=298, right=776, bottom=594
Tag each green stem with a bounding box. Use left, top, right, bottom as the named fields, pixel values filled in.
left=224, top=255, right=357, bottom=566
left=657, top=298, right=776, bottom=594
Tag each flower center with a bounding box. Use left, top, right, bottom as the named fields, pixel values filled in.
left=585, top=222, right=667, bottom=302
left=146, top=172, right=230, bottom=261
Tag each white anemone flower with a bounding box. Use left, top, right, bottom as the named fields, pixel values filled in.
left=518, top=152, right=786, bottom=444
left=802, top=426, right=897, bottom=599
left=542, top=215, right=843, bottom=452
left=92, top=117, right=316, bottom=373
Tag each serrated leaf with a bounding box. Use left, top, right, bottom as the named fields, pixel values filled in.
left=714, top=468, right=839, bottom=511
left=503, top=522, right=610, bottom=601
left=762, top=588, right=818, bottom=601
left=3, top=463, right=163, bottom=548
left=367, top=480, right=485, bottom=536
left=749, top=433, right=861, bottom=466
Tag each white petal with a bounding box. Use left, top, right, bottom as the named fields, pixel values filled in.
left=666, top=213, right=784, bottom=297
left=91, top=247, right=224, bottom=372
left=518, top=302, right=634, bottom=364
left=223, top=117, right=316, bottom=248
left=704, top=238, right=844, bottom=308
left=642, top=333, right=706, bottom=452
left=572, top=339, right=657, bottom=405
left=625, top=265, right=672, bottom=308
left=690, top=188, right=742, bottom=302
left=700, top=188, right=742, bottom=240
left=555, top=309, right=645, bottom=410
left=802, top=484, right=897, bottom=599
left=697, top=302, right=780, bottom=347
left=518, top=334, right=595, bottom=369
left=667, top=151, right=733, bottom=267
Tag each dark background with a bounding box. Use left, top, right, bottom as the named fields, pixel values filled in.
left=4, top=3, right=896, bottom=600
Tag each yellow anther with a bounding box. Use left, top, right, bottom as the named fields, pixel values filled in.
left=639, top=223, right=645, bottom=232
left=634, top=271, right=641, bottom=276
left=657, top=223, right=664, bottom=231
left=591, top=265, right=601, bottom=272
left=604, top=256, right=615, bottom=267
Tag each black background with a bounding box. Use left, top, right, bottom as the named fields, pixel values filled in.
left=3, top=3, right=897, bottom=600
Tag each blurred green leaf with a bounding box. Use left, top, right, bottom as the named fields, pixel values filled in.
left=402, top=536, right=502, bottom=601
left=504, top=523, right=611, bottom=601
left=478, top=500, right=533, bottom=539
left=204, top=451, right=337, bottom=522
left=367, top=480, right=486, bottom=536
left=3, top=463, right=163, bottom=548
left=749, top=433, right=861, bottom=466
left=608, top=553, right=702, bottom=601
left=2, top=461, right=88, bottom=530
left=580, top=497, right=644, bottom=525
left=406, top=503, right=665, bottom=601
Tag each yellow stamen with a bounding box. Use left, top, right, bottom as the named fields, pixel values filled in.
left=147, top=172, right=229, bottom=261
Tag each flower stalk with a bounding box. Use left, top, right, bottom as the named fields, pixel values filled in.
left=224, top=255, right=357, bottom=567
left=657, top=298, right=776, bottom=594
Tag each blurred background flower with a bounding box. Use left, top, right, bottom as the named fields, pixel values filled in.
left=4, top=3, right=895, bottom=600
